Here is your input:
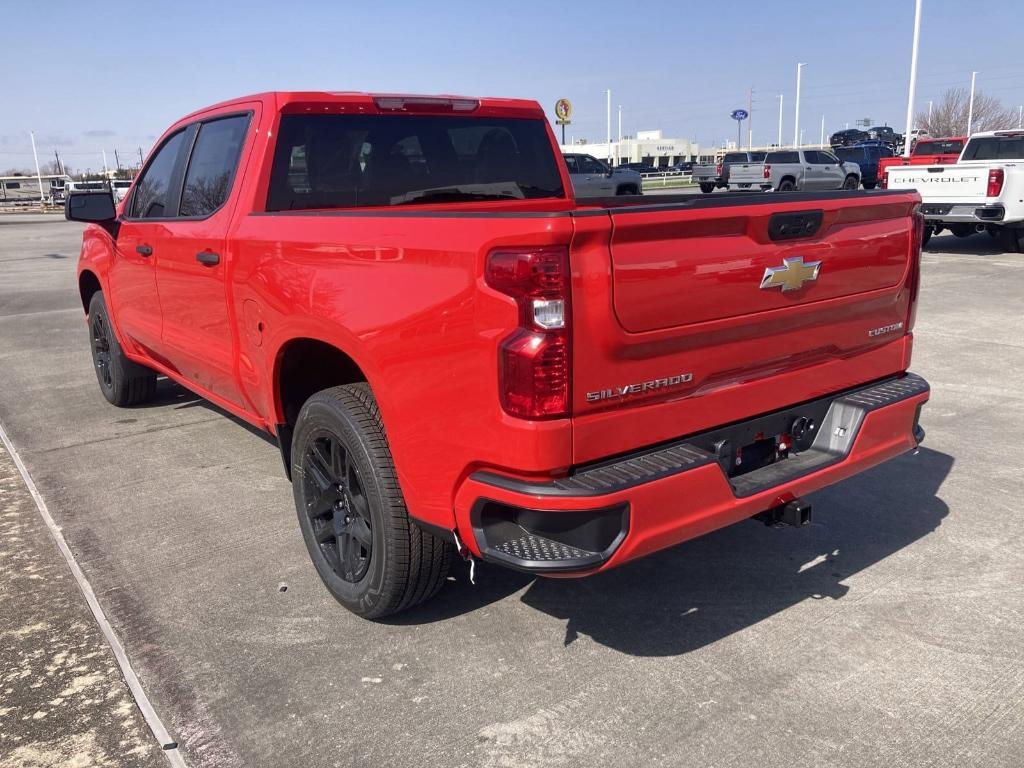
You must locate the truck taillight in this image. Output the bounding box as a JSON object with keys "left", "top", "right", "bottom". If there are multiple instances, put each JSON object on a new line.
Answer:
{"left": 907, "top": 207, "right": 924, "bottom": 332}
{"left": 485, "top": 246, "right": 571, "bottom": 419}
{"left": 763, "top": 163, "right": 771, "bottom": 180}
{"left": 715, "top": 163, "right": 722, "bottom": 176}
{"left": 880, "top": 169, "right": 889, "bottom": 189}
{"left": 987, "top": 168, "right": 1004, "bottom": 197}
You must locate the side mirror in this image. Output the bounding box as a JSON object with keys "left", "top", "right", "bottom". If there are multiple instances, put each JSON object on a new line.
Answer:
{"left": 65, "top": 191, "right": 116, "bottom": 224}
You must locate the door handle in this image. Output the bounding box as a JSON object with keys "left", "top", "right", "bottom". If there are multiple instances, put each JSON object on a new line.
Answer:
{"left": 196, "top": 251, "right": 220, "bottom": 266}
{"left": 136, "top": 244, "right": 153, "bottom": 256}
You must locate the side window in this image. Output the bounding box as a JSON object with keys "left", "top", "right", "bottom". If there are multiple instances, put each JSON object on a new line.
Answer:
{"left": 130, "top": 130, "right": 186, "bottom": 219}
{"left": 804, "top": 151, "right": 824, "bottom": 165}
{"left": 820, "top": 152, "right": 840, "bottom": 164}
{"left": 179, "top": 115, "right": 250, "bottom": 217}
{"left": 563, "top": 156, "right": 580, "bottom": 174}
{"left": 578, "top": 156, "right": 606, "bottom": 174}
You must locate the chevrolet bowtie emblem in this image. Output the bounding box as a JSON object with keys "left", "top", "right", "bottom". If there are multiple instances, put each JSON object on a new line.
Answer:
{"left": 760, "top": 256, "right": 821, "bottom": 292}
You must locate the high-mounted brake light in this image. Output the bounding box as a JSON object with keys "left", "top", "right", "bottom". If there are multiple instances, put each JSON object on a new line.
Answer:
{"left": 485, "top": 246, "right": 571, "bottom": 419}
{"left": 987, "top": 168, "right": 1004, "bottom": 197}
{"left": 373, "top": 96, "right": 479, "bottom": 113}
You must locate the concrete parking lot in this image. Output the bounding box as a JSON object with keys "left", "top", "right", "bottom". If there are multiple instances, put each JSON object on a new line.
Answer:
{"left": 1, "top": 212, "right": 1022, "bottom": 768}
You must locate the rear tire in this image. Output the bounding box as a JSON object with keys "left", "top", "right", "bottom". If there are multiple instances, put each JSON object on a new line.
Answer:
{"left": 842, "top": 175, "right": 859, "bottom": 190}
{"left": 996, "top": 227, "right": 1022, "bottom": 253}
{"left": 862, "top": 181, "right": 876, "bottom": 190}
{"left": 291, "top": 383, "right": 454, "bottom": 619}
{"left": 699, "top": 182, "right": 716, "bottom": 194}
{"left": 616, "top": 185, "right": 639, "bottom": 196}
{"left": 87, "top": 292, "right": 157, "bottom": 407}
{"left": 922, "top": 225, "right": 933, "bottom": 248}
{"left": 950, "top": 224, "right": 974, "bottom": 238}
{"left": 777, "top": 179, "right": 796, "bottom": 192}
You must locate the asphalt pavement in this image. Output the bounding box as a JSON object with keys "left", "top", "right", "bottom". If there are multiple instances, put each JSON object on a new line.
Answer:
{"left": 0, "top": 212, "right": 1022, "bottom": 768}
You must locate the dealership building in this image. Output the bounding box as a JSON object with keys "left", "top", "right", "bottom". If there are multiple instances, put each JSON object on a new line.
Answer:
{"left": 558, "top": 130, "right": 717, "bottom": 167}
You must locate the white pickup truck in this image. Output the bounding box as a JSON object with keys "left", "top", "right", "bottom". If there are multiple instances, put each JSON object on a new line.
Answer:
{"left": 885, "top": 130, "right": 1024, "bottom": 250}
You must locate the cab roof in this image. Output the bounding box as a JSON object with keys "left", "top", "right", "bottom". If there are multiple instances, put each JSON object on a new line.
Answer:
{"left": 178, "top": 91, "right": 546, "bottom": 122}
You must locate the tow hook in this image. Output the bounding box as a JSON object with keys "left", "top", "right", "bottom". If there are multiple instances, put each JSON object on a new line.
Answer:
{"left": 451, "top": 529, "right": 476, "bottom": 585}
{"left": 755, "top": 498, "right": 812, "bottom": 528}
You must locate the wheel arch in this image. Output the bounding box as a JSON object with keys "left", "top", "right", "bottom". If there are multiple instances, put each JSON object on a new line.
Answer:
{"left": 78, "top": 269, "right": 102, "bottom": 315}
{"left": 272, "top": 336, "right": 373, "bottom": 477}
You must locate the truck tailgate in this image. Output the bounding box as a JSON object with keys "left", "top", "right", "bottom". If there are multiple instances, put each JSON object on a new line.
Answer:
{"left": 728, "top": 163, "right": 764, "bottom": 185}
{"left": 569, "top": 192, "right": 920, "bottom": 462}
{"left": 887, "top": 164, "right": 989, "bottom": 199}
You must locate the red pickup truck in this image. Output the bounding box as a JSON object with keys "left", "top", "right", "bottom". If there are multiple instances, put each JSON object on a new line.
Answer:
{"left": 879, "top": 136, "right": 966, "bottom": 189}
{"left": 67, "top": 92, "right": 929, "bottom": 618}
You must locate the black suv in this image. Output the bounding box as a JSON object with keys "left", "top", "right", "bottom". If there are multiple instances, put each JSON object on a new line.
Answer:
{"left": 830, "top": 128, "right": 870, "bottom": 147}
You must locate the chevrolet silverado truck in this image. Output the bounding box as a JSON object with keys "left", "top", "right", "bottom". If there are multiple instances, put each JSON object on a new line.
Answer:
{"left": 885, "top": 130, "right": 1024, "bottom": 249}
{"left": 878, "top": 136, "right": 965, "bottom": 189}
{"left": 66, "top": 91, "right": 929, "bottom": 619}
{"left": 692, "top": 151, "right": 766, "bottom": 193}
{"left": 729, "top": 149, "right": 861, "bottom": 191}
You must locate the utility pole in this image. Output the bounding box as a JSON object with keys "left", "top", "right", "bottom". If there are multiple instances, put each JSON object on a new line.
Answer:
{"left": 967, "top": 71, "right": 978, "bottom": 135}
{"left": 114, "top": 149, "right": 121, "bottom": 171}
{"left": 903, "top": 0, "right": 922, "bottom": 158}
{"left": 605, "top": 89, "right": 611, "bottom": 163}
{"left": 101, "top": 150, "right": 109, "bottom": 177}
{"left": 138, "top": 146, "right": 144, "bottom": 167}
{"left": 54, "top": 150, "right": 63, "bottom": 176}
{"left": 747, "top": 87, "right": 754, "bottom": 150}
{"left": 777, "top": 94, "right": 784, "bottom": 147}
{"left": 29, "top": 131, "right": 45, "bottom": 202}
{"left": 794, "top": 63, "right": 806, "bottom": 148}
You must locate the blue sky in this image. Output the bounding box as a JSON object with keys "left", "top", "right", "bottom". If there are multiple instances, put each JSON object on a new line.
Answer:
{"left": 3, "top": 0, "right": 1022, "bottom": 172}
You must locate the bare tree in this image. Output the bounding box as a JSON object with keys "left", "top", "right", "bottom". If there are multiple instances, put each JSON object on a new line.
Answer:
{"left": 916, "top": 88, "right": 1016, "bottom": 136}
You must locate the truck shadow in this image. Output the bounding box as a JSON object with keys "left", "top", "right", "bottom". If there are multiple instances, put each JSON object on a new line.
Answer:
{"left": 397, "top": 448, "right": 952, "bottom": 657}
{"left": 926, "top": 232, "right": 1003, "bottom": 255}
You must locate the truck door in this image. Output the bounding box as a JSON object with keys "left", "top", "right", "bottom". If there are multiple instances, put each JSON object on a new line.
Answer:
{"left": 152, "top": 111, "right": 254, "bottom": 408}
{"left": 803, "top": 151, "right": 829, "bottom": 189}
{"left": 819, "top": 150, "right": 846, "bottom": 188}
{"left": 108, "top": 128, "right": 189, "bottom": 355}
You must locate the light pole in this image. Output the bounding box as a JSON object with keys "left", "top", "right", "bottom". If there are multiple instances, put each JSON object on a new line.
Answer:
{"left": 793, "top": 63, "right": 806, "bottom": 148}
{"left": 928, "top": 100, "right": 933, "bottom": 121}
{"left": 777, "top": 94, "right": 784, "bottom": 146}
{"left": 820, "top": 115, "right": 825, "bottom": 146}
{"left": 967, "top": 71, "right": 978, "bottom": 135}
{"left": 617, "top": 104, "right": 622, "bottom": 166}
{"left": 29, "top": 131, "right": 45, "bottom": 202}
{"left": 1018, "top": 105, "right": 1023, "bottom": 129}
{"left": 903, "top": 0, "right": 922, "bottom": 158}
{"left": 605, "top": 89, "right": 611, "bottom": 162}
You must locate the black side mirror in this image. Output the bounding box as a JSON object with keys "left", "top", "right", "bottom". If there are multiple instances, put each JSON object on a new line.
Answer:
{"left": 65, "top": 191, "right": 117, "bottom": 223}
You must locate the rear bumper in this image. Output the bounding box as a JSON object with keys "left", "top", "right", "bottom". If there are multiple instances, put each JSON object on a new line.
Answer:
{"left": 454, "top": 373, "right": 929, "bottom": 575}
{"left": 920, "top": 201, "right": 1005, "bottom": 224}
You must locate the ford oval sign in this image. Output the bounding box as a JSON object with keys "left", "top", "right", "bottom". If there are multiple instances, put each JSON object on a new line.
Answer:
{"left": 731, "top": 109, "right": 749, "bottom": 121}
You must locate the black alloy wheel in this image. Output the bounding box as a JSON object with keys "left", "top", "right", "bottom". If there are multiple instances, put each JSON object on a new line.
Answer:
{"left": 91, "top": 309, "right": 113, "bottom": 391}
{"left": 300, "top": 431, "right": 373, "bottom": 583}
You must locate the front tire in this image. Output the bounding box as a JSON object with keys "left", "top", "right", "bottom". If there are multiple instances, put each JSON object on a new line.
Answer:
{"left": 87, "top": 292, "right": 157, "bottom": 407}
{"left": 842, "top": 175, "right": 859, "bottom": 190}
{"left": 292, "top": 383, "right": 453, "bottom": 619}
{"left": 616, "top": 184, "right": 639, "bottom": 196}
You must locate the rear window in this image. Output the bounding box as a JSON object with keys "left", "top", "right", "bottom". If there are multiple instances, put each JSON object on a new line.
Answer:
{"left": 914, "top": 139, "right": 965, "bottom": 155}
{"left": 267, "top": 114, "right": 564, "bottom": 210}
{"left": 749, "top": 152, "right": 767, "bottom": 161}
{"left": 960, "top": 136, "right": 1024, "bottom": 161}
{"left": 722, "top": 153, "right": 748, "bottom": 164}
{"left": 835, "top": 147, "right": 865, "bottom": 161}
{"left": 766, "top": 151, "right": 799, "bottom": 163}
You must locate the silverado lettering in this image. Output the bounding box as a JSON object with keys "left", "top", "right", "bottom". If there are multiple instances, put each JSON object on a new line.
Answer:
{"left": 586, "top": 374, "right": 694, "bottom": 402}
{"left": 68, "top": 90, "right": 930, "bottom": 619}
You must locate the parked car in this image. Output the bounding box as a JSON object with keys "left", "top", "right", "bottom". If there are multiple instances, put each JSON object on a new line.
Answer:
{"left": 692, "top": 151, "right": 766, "bottom": 193}
{"left": 668, "top": 161, "right": 693, "bottom": 174}
{"left": 885, "top": 129, "right": 1024, "bottom": 249}
{"left": 617, "top": 162, "right": 655, "bottom": 174}
{"left": 834, "top": 143, "right": 894, "bottom": 189}
{"left": 563, "top": 153, "right": 642, "bottom": 196}
{"left": 878, "top": 136, "right": 966, "bottom": 188}
{"left": 867, "top": 126, "right": 902, "bottom": 147}
{"left": 111, "top": 179, "right": 133, "bottom": 203}
{"left": 830, "top": 128, "right": 869, "bottom": 147}
{"left": 66, "top": 90, "right": 929, "bottom": 619}
{"left": 728, "top": 149, "right": 861, "bottom": 191}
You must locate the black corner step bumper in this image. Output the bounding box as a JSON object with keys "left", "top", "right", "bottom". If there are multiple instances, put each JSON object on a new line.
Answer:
{"left": 467, "top": 373, "right": 929, "bottom": 574}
